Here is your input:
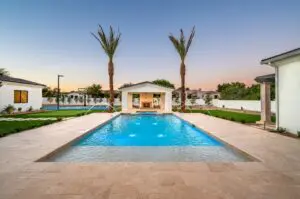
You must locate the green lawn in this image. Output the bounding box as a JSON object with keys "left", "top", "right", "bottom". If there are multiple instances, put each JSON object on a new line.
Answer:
{"left": 0, "top": 120, "right": 57, "bottom": 137}
{"left": 1, "top": 110, "right": 108, "bottom": 118}
{"left": 179, "top": 109, "right": 276, "bottom": 124}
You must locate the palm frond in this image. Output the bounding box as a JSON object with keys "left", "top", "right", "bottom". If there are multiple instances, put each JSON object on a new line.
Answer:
{"left": 168, "top": 27, "right": 195, "bottom": 61}
{"left": 185, "top": 26, "right": 195, "bottom": 54}
{"left": 92, "top": 25, "right": 121, "bottom": 60}
{"left": 169, "top": 34, "right": 185, "bottom": 61}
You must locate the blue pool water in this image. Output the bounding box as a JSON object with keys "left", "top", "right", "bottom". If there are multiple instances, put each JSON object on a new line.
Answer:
{"left": 44, "top": 114, "right": 251, "bottom": 162}
{"left": 75, "top": 114, "right": 222, "bottom": 146}
{"left": 42, "top": 105, "right": 108, "bottom": 111}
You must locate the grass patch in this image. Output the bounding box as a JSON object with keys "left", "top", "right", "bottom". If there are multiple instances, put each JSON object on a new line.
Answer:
{"left": 184, "top": 109, "right": 276, "bottom": 124}
{"left": 0, "top": 120, "right": 57, "bottom": 137}
{"left": 1, "top": 110, "right": 109, "bottom": 118}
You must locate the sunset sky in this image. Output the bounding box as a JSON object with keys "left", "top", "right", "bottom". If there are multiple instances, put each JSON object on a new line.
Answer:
{"left": 1, "top": 0, "right": 299, "bottom": 91}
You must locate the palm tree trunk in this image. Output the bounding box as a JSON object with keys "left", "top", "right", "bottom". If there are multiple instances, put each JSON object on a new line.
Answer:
{"left": 180, "top": 62, "right": 186, "bottom": 112}
{"left": 108, "top": 60, "right": 114, "bottom": 112}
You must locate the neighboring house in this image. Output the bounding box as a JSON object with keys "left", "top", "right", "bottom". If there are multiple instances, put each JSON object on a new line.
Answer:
{"left": 0, "top": 75, "right": 46, "bottom": 112}
{"left": 173, "top": 88, "right": 220, "bottom": 99}
{"left": 66, "top": 91, "right": 87, "bottom": 99}
{"left": 260, "top": 48, "right": 300, "bottom": 135}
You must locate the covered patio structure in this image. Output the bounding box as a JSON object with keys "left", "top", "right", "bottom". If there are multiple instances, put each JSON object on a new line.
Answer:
{"left": 254, "top": 73, "right": 275, "bottom": 125}
{"left": 119, "top": 82, "right": 173, "bottom": 113}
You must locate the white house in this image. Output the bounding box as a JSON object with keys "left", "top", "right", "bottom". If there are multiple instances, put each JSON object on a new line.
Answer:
{"left": 119, "top": 81, "right": 173, "bottom": 113}
{"left": 261, "top": 48, "right": 300, "bottom": 135}
{"left": 0, "top": 75, "right": 45, "bottom": 112}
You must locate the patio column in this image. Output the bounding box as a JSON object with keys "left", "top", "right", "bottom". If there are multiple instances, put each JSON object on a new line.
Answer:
{"left": 258, "top": 82, "right": 272, "bottom": 124}
{"left": 127, "top": 93, "right": 133, "bottom": 111}
{"left": 121, "top": 91, "right": 128, "bottom": 112}
{"left": 165, "top": 91, "right": 172, "bottom": 112}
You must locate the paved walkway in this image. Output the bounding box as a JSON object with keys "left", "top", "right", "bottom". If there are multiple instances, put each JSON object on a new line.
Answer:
{"left": 0, "top": 113, "right": 300, "bottom": 199}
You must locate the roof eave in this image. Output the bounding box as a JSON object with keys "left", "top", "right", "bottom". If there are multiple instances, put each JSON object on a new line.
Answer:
{"left": 260, "top": 48, "right": 300, "bottom": 66}
{"left": 2, "top": 80, "right": 46, "bottom": 87}
{"left": 119, "top": 82, "right": 174, "bottom": 91}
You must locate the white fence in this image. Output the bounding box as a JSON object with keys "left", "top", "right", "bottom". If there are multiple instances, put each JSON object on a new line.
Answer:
{"left": 43, "top": 97, "right": 121, "bottom": 106}
{"left": 43, "top": 97, "right": 276, "bottom": 113}
{"left": 173, "top": 99, "right": 276, "bottom": 113}
{"left": 211, "top": 99, "right": 276, "bottom": 113}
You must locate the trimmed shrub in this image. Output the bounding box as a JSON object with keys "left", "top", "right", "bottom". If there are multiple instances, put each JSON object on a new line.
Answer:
{"left": 56, "top": 117, "right": 63, "bottom": 121}
{"left": 14, "top": 128, "right": 22, "bottom": 133}
{"left": 240, "top": 119, "right": 246, "bottom": 124}
{"left": 28, "top": 106, "right": 33, "bottom": 112}
{"left": 2, "top": 105, "right": 15, "bottom": 114}
{"left": 18, "top": 107, "right": 22, "bottom": 112}
{"left": 277, "top": 127, "right": 286, "bottom": 133}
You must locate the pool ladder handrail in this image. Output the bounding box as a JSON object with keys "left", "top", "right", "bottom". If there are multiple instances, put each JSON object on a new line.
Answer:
{"left": 176, "top": 103, "right": 213, "bottom": 116}
{"left": 85, "top": 103, "right": 119, "bottom": 115}
{"left": 176, "top": 104, "right": 193, "bottom": 114}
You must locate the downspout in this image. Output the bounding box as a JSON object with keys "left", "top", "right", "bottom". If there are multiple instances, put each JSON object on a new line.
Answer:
{"left": 274, "top": 63, "right": 280, "bottom": 129}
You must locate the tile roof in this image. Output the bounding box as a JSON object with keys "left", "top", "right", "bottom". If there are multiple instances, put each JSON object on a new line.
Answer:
{"left": 0, "top": 75, "right": 46, "bottom": 87}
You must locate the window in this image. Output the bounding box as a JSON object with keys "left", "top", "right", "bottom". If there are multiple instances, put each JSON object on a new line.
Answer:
{"left": 14, "top": 90, "right": 28, "bottom": 103}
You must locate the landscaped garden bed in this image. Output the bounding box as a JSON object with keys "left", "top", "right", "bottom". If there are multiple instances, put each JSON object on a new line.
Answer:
{"left": 0, "top": 120, "right": 57, "bottom": 137}
{"left": 177, "top": 109, "right": 276, "bottom": 124}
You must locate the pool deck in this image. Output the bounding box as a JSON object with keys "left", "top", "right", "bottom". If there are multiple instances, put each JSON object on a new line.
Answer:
{"left": 0, "top": 113, "right": 300, "bottom": 199}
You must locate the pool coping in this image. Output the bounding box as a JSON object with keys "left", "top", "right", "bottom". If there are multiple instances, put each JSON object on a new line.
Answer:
{"left": 174, "top": 113, "right": 259, "bottom": 162}
{"left": 37, "top": 113, "right": 122, "bottom": 162}
{"left": 38, "top": 112, "right": 257, "bottom": 162}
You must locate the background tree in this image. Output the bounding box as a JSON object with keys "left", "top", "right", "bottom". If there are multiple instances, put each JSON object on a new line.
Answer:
{"left": 152, "top": 79, "right": 175, "bottom": 89}
{"left": 93, "top": 97, "right": 98, "bottom": 104}
{"left": 217, "top": 82, "right": 275, "bottom": 100}
{"left": 0, "top": 68, "right": 9, "bottom": 76}
{"left": 190, "top": 95, "right": 197, "bottom": 105}
{"left": 86, "top": 84, "right": 102, "bottom": 98}
{"left": 102, "top": 92, "right": 110, "bottom": 100}
{"left": 47, "top": 97, "right": 54, "bottom": 104}
{"left": 42, "top": 87, "right": 54, "bottom": 97}
{"left": 120, "top": 82, "right": 133, "bottom": 88}
{"left": 204, "top": 95, "right": 212, "bottom": 105}
{"left": 169, "top": 27, "right": 195, "bottom": 112}
{"left": 92, "top": 25, "right": 121, "bottom": 112}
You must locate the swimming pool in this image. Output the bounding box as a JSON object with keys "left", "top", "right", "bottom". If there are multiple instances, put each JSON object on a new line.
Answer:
{"left": 42, "top": 105, "right": 108, "bottom": 111}
{"left": 43, "top": 114, "right": 252, "bottom": 162}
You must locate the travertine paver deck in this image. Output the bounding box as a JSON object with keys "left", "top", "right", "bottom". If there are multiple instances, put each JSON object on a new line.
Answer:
{"left": 0, "top": 113, "right": 300, "bottom": 199}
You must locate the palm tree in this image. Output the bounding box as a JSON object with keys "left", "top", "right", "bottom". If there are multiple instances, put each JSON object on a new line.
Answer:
{"left": 92, "top": 25, "right": 121, "bottom": 112}
{"left": 0, "top": 68, "right": 9, "bottom": 76}
{"left": 169, "top": 27, "right": 195, "bottom": 112}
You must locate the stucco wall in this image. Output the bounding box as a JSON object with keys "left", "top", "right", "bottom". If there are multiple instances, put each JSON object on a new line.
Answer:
{"left": 0, "top": 82, "right": 43, "bottom": 112}
{"left": 277, "top": 57, "right": 300, "bottom": 134}
{"left": 212, "top": 99, "right": 276, "bottom": 113}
